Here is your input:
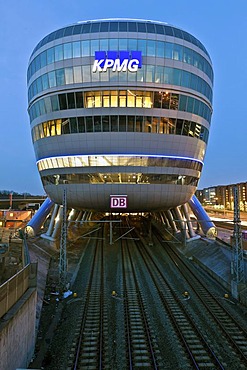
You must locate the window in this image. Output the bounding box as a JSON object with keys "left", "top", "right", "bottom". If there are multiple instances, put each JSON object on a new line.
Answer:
{"left": 72, "top": 42, "right": 81, "bottom": 58}
{"left": 55, "top": 45, "right": 63, "bottom": 61}
{"left": 64, "top": 43, "right": 72, "bottom": 59}
{"left": 59, "top": 94, "right": 67, "bottom": 110}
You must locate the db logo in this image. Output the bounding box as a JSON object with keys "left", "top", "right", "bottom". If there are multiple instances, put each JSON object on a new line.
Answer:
{"left": 110, "top": 196, "right": 128, "bottom": 209}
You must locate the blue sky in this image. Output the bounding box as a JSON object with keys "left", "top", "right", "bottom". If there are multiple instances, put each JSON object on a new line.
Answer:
{"left": 0, "top": 0, "right": 246, "bottom": 194}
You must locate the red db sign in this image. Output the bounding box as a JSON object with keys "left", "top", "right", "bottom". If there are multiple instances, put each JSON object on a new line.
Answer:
{"left": 110, "top": 195, "right": 128, "bottom": 209}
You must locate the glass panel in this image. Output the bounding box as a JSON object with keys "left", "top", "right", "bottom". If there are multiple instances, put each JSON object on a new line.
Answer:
{"left": 62, "top": 118, "right": 70, "bottom": 134}
{"left": 94, "top": 91, "right": 102, "bottom": 107}
{"left": 173, "top": 69, "right": 181, "bottom": 86}
{"left": 165, "top": 43, "right": 173, "bottom": 59}
{"left": 137, "top": 39, "right": 146, "bottom": 55}
{"left": 76, "top": 92, "right": 83, "bottom": 108}
{"left": 73, "top": 41, "right": 81, "bottom": 57}
{"left": 109, "top": 39, "right": 118, "bottom": 49}
{"left": 56, "top": 119, "right": 62, "bottom": 135}
{"left": 176, "top": 119, "right": 183, "bottom": 134}
{"left": 147, "top": 40, "right": 155, "bottom": 56}
{"left": 181, "top": 71, "right": 190, "bottom": 88}
{"left": 70, "top": 118, "right": 78, "bottom": 133}
{"left": 128, "top": 22, "right": 137, "bottom": 32}
{"left": 111, "top": 116, "right": 118, "bottom": 131}
{"left": 100, "top": 39, "right": 108, "bottom": 50}
{"left": 40, "top": 51, "right": 47, "bottom": 68}
{"left": 155, "top": 65, "right": 163, "bottom": 83}
{"left": 41, "top": 74, "right": 49, "bottom": 90}
{"left": 55, "top": 45, "right": 63, "bottom": 61}
{"left": 85, "top": 116, "right": 93, "bottom": 132}
{"left": 153, "top": 92, "right": 161, "bottom": 108}
{"left": 182, "top": 120, "right": 190, "bottom": 136}
{"left": 157, "top": 41, "right": 165, "bottom": 58}
{"left": 94, "top": 116, "right": 101, "bottom": 132}
{"left": 48, "top": 71, "right": 56, "bottom": 87}
{"left": 144, "top": 116, "right": 152, "bottom": 133}
{"left": 65, "top": 67, "right": 74, "bottom": 84}
{"left": 119, "top": 116, "right": 126, "bottom": 131}
{"left": 179, "top": 95, "right": 187, "bottom": 111}
{"left": 78, "top": 117, "right": 85, "bottom": 133}
{"left": 91, "top": 22, "right": 100, "bottom": 32}
{"left": 164, "top": 67, "right": 172, "bottom": 84}
{"left": 170, "top": 94, "right": 179, "bottom": 110}
{"left": 137, "top": 23, "right": 146, "bottom": 32}
{"left": 81, "top": 40, "right": 90, "bottom": 56}
{"left": 67, "top": 93, "right": 75, "bottom": 109}
{"left": 51, "top": 95, "right": 59, "bottom": 111}
{"left": 102, "top": 116, "right": 109, "bottom": 131}
{"left": 187, "top": 97, "right": 194, "bottom": 113}
{"left": 161, "top": 92, "right": 170, "bottom": 109}
{"left": 146, "top": 65, "right": 154, "bottom": 82}
{"left": 152, "top": 117, "right": 159, "bottom": 133}
{"left": 109, "top": 22, "right": 118, "bottom": 32}
{"left": 128, "top": 39, "right": 137, "bottom": 50}
{"left": 111, "top": 91, "right": 118, "bottom": 107}
{"left": 44, "top": 97, "right": 52, "bottom": 113}
{"left": 119, "top": 38, "right": 128, "bottom": 49}
{"left": 73, "top": 66, "right": 82, "bottom": 83}
{"left": 119, "top": 91, "right": 126, "bottom": 107}
{"left": 127, "top": 91, "right": 135, "bottom": 107}
{"left": 47, "top": 48, "right": 55, "bottom": 64}
{"left": 59, "top": 94, "right": 67, "bottom": 110}
{"left": 91, "top": 39, "right": 99, "bottom": 55}
{"left": 173, "top": 44, "right": 182, "bottom": 61}
{"left": 136, "top": 91, "right": 143, "bottom": 107}
{"left": 143, "top": 92, "right": 152, "bottom": 108}
{"left": 127, "top": 116, "right": 135, "bottom": 132}
{"left": 56, "top": 69, "right": 65, "bottom": 86}
{"left": 103, "top": 92, "right": 110, "bottom": 107}
{"left": 64, "top": 43, "right": 72, "bottom": 59}
{"left": 82, "top": 66, "right": 91, "bottom": 82}
{"left": 168, "top": 118, "right": 175, "bottom": 134}
{"left": 37, "top": 77, "right": 42, "bottom": 93}
{"left": 119, "top": 22, "right": 127, "bottom": 32}
{"left": 100, "top": 22, "right": 109, "bottom": 32}
{"left": 136, "top": 116, "right": 143, "bottom": 132}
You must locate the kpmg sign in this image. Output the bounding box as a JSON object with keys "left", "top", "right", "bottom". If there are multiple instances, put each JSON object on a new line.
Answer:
{"left": 92, "top": 51, "right": 142, "bottom": 73}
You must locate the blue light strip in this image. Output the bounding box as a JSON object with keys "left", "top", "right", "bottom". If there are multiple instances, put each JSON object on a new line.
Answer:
{"left": 36, "top": 154, "right": 204, "bottom": 166}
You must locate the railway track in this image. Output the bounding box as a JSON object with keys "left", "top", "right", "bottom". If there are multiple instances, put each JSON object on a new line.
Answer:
{"left": 121, "top": 237, "right": 160, "bottom": 369}
{"left": 130, "top": 232, "right": 225, "bottom": 368}
{"left": 151, "top": 226, "right": 247, "bottom": 368}
{"left": 68, "top": 228, "right": 107, "bottom": 369}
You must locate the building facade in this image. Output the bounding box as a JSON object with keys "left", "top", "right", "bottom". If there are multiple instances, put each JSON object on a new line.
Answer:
{"left": 197, "top": 182, "right": 247, "bottom": 211}
{"left": 27, "top": 19, "right": 213, "bottom": 212}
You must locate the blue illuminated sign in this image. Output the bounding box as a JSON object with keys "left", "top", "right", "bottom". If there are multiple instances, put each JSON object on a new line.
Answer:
{"left": 92, "top": 51, "right": 142, "bottom": 73}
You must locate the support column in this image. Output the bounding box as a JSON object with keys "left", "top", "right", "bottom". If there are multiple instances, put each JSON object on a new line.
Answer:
{"left": 45, "top": 204, "right": 59, "bottom": 237}
{"left": 174, "top": 206, "right": 190, "bottom": 239}
{"left": 182, "top": 203, "right": 196, "bottom": 238}
{"left": 51, "top": 206, "right": 63, "bottom": 239}
{"left": 165, "top": 210, "right": 178, "bottom": 232}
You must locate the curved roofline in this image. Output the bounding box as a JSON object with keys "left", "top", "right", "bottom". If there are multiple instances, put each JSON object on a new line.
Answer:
{"left": 30, "top": 18, "right": 211, "bottom": 61}
{"left": 76, "top": 18, "right": 169, "bottom": 25}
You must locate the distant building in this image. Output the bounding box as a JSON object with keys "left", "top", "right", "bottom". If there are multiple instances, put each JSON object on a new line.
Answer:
{"left": 196, "top": 182, "right": 247, "bottom": 211}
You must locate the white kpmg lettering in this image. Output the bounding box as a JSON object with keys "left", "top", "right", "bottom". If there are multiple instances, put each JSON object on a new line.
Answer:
{"left": 92, "top": 59, "right": 104, "bottom": 73}
{"left": 92, "top": 58, "right": 140, "bottom": 73}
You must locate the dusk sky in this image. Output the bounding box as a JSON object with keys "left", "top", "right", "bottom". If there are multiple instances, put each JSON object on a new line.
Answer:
{"left": 1, "top": 0, "right": 246, "bottom": 195}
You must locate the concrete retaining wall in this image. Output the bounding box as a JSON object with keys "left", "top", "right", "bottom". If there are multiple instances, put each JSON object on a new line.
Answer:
{"left": 0, "top": 288, "right": 37, "bottom": 370}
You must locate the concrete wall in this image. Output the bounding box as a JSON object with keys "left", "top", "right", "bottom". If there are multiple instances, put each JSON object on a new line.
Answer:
{"left": 0, "top": 288, "right": 37, "bottom": 370}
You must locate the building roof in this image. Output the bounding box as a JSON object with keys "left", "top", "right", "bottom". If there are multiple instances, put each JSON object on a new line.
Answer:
{"left": 31, "top": 18, "right": 210, "bottom": 59}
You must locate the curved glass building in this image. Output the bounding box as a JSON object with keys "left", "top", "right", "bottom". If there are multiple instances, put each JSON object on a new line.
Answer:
{"left": 27, "top": 19, "right": 213, "bottom": 212}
